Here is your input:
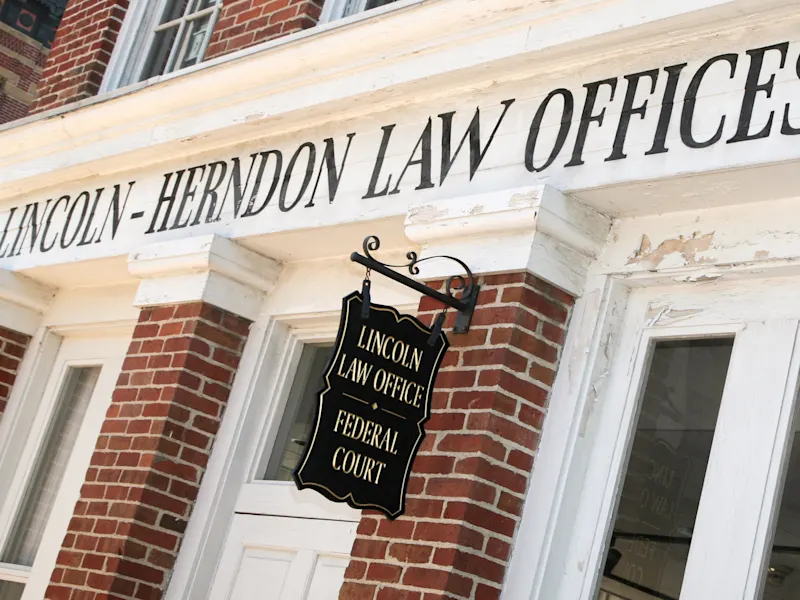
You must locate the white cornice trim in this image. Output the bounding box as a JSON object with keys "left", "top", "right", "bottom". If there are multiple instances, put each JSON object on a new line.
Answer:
{"left": 404, "top": 185, "right": 611, "bottom": 296}
{"left": 0, "top": 269, "right": 56, "bottom": 313}
{"left": 128, "top": 235, "right": 281, "bottom": 319}
{"left": 0, "top": 270, "right": 56, "bottom": 335}
{"left": 0, "top": 0, "right": 794, "bottom": 203}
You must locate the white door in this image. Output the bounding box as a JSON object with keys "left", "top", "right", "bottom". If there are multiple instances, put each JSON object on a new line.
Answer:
{"left": 209, "top": 331, "right": 360, "bottom": 600}
{"left": 571, "top": 277, "right": 800, "bottom": 600}
{"left": 0, "top": 332, "right": 130, "bottom": 600}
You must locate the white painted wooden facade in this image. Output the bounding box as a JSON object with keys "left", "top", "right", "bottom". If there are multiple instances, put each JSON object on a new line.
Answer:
{"left": 2, "top": 0, "right": 800, "bottom": 598}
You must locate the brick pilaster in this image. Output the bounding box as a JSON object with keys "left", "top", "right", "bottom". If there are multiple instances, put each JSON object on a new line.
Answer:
{"left": 0, "top": 325, "right": 31, "bottom": 420}
{"left": 339, "top": 272, "right": 574, "bottom": 600}
{"left": 45, "top": 302, "right": 251, "bottom": 600}
{"left": 205, "top": 0, "right": 323, "bottom": 59}
{"left": 30, "top": 0, "right": 128, "bottom": 114}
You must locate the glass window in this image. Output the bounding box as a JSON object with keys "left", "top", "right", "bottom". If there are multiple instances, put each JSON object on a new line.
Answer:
{"left": 326, "top": 0, "right": 401, "bottom": 21}
{"left": 262, "top": 345, "right": 333, "bottom": 481}
{"left": 106, "top": 0, "right": 223, "bottom": 90}
{"left": 0, "top": 366, "right": 101, "bottom": 597}
{"left": 140, "top": 0, "right": 222, "bottom": 81}
{"left": 758, "top": 403, "right": 800, "bottom": 598}
{"left": 597, "top": 338, "right": 735, "bottom": 600}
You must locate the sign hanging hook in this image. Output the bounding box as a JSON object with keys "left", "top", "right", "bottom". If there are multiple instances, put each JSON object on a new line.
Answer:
{"left": 350, "top": 235, "right": 479, "bottom": 334}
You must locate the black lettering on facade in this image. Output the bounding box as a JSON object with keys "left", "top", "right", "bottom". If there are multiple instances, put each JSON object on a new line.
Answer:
{"left": 214, "top": 155, "right": 258, "bottom": 221}
{"left": 782, "top": 48, "right": 800, "bottom": 135}
{"left": 438, "top": 99, "right": 515, "bottom": 184}
{"left": 606, "top": 69, "right": 659, "bottom": 162}
{"left": 171, "top": 165, "right": 206, "bottom": 230}
{"left": 307, "top": 134, "right": 356, "bottom": 207}
{"left": 389, "top": 118, "right": 434, "bottom": 195}
{"left": 646, "top": 63, "right": 687, "bottom": 156}
{"left": 729, "top": 42, "right": 789, "bottom": 143}
{"left": 60, "top": 193, "right": 91, "bottom": 249}
{"left": 9, "top": 203, "right": 34, "bottom": 256}
{"left": 14, "top": 201, "right": 50, "bottom": 256}
{"left": 565, "top": 78, "right": 618, "bottom": 167}
{"left": 280, "top": 142, "right": 316, "bottom": 212}
{"left": 40, "top": 196, "right": 69, "bottom": 253}
{"left": 241, "top": 150, "right": 282, "bottom": 217}
{"left": 195, "top": 161, "right": 229, "bottom": 225}
{"left": 0, "top": 207, "right": 16, "bottom": 258}
{"left": 363, "top": 124, "right": 396, "bottom": 199}
{"left": 525, "top": 88, "right": 574, "bottom": 173}
{"left": 681, "top": 53, "right": 738, "bottom": 149}
{"left": 98, "top": 183, "right": 135, "bottom": 242}
{"left": 77, "top": 188, "right": 104, "bottom": 246}
{"left": 147, "top": 170, "right": 185, "bottom": 234}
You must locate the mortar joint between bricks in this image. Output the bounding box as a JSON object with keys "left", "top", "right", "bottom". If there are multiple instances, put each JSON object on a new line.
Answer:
{"left": 427, "top": 430, "right": 543, "bottom": 457}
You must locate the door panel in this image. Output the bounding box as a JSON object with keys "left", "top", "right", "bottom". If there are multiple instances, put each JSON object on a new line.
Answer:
{"left": 210, "top": 515, "right": 356, "bottom": 600}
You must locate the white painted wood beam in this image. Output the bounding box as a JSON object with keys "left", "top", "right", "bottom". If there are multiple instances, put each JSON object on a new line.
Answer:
{"left": 404, "top": 184, "right": 611, "bottom": 297}
{"left": 0, "top": 269, "right": 56, "bottom": 335}
{"left": 128, "top": 234, "right": 282, "bottom": 320}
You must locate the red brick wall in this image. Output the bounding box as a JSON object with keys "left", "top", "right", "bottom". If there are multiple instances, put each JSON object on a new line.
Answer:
{"left": 30, "top": 0, "right": 128, "bottom": 115}
{"left": 0, "top": 324, "right": 30, "bottom": 419}
{"left": 0, "top": 23, "right": 49, "bottom": 124}
{"left": 205, "top": 0, "right": 323, "bottom": 60}
{"left": 46, "top": 302, "right": 251, "bottom": 600}
{"left": 339, "top": 272, "right": 575, "bottom": 600}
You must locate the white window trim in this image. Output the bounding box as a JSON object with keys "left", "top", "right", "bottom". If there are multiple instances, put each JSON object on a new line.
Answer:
{"left": 0, "top": 326, "right": 132, "bottom": 598}
{"left": 101, "top": 0, "right": 223, "bottom": 94}
{"left": 319, "top": 0, "right": 402, "bottom": 26}
{"left": 320, "top": 0, "right": 363, "bottom": 23}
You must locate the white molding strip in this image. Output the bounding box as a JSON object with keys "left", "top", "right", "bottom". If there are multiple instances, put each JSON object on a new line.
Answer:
{"left": 128, "top": 234, "right": 282, "bottom": 320}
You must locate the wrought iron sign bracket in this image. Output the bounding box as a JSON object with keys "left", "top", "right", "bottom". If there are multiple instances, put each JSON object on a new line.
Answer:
{"left": 350, "top": 236, "right": 479, "bottom": 334}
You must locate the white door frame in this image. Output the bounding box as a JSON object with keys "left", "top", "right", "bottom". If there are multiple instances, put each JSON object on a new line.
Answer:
{"left": 168, "top": 301, "right": 411, "bottom": 600}
{"left": 506, "top": 271, "right": 800, "bottom": 600}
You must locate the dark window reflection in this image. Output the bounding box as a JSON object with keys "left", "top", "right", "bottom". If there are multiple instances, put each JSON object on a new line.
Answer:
{"left": 760, "top": 412, "right": 800, "bottom": 599}
{"left": 598, "top": 338, "right": 734, "bottom": 600}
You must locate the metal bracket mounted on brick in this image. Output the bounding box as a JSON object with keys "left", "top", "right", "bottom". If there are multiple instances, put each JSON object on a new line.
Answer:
{"left": 350, "top": 235, "right": 479, "bottom": 334}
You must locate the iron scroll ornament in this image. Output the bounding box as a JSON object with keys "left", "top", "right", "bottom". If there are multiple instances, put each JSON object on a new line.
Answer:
{"left": 350, "top": 236, "right": 479, "bottom": 334}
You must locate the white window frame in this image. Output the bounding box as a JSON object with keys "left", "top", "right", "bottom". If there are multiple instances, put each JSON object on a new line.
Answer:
{"left": 506, "top": 274, "right": 800, "bottom": 600}
{"left": 0, "top": 327, "right": 132, "bottom": 599}
{"left": 102, "top": 0, "right": 223, "bottom": 93}
{"left": 320, "top": 0, "right": 402, "bottom": 24}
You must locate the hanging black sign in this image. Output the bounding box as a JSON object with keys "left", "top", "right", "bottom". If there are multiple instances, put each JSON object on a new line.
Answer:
{"left": 293, "top": 290, "right": 449, "bottom": 519}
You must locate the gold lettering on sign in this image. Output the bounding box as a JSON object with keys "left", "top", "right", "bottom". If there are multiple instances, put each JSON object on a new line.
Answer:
{"left": 357, "top": 325, "right": 423, "bottom": 372}
{"left": 334, "top": 409, "right": 399, "bottom": 455}
{"left": 332, "top": 446, "right": 387, "bottom": 484}
{"left": 372, "top": 368, "right": 424, "bottom": 407}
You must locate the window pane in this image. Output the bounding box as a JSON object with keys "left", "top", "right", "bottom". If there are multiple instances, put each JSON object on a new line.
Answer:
{"left": 160, "top": 0, "right": 191, "bottom": 24}
{"left": 597, "top": 338, "right": 734, "bottom": 600}
{"left": 179, "top": 14, "right": 212, "bottom": 69}
{"left": 759, "top": 407, "right": 800, "bottom": 598}
{"left": 141, "top": 26, "right": 179, "bottom": 80}
{"left": 261, "top": 345, "right": 333, "bottom": 481}
{"left": 0, "top": 581, "right": 24, "bottom": 600}
{"left": 366, "top": 0, "right": 399, "bottom": 9}
{"left": 1, "top": 366, "right": 101, "bottom": 567}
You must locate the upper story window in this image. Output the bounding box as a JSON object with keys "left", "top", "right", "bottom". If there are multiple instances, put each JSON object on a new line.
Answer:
{"left": 102, "top": 0, "right": 223, "bottom": 91}
{"left": 0, "top": 0, "right": 63, "bottom": 48}
{"left": 321, "top": 0, "right": 400, "bottom": 22}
